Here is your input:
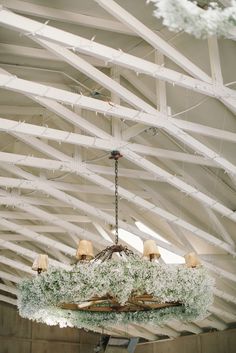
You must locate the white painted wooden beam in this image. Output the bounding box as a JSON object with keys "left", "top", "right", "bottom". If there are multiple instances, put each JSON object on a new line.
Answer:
{"left": 0, "top": 224, "right": 67, "bottom": 233}
{"left": 0, "top": 216, "right": 76, "bottom": 256}
{"left": 34, "top": 39, "right": 236, "bottom": 190}
{"left": 0, "top": 162, "right": 187, "bottom": 255}
{"left": 0, "top": 188, "right": 107, "bottom": 248}
{"left": 0, "top": 125, "right": 218, "bottom": 167}
{"left": 111, "top": 65, "right": 122, "bottom": 139}
{"left": 133, "top": 323, "right": 178, "bottom": 339}
{"left": 0, "top": 211, "right": 90, "bottom": 223}
{"left": 0, "top": 201, "right": 107, "bottom": 243}
{"left": 121, "top": 70, "right": 157, "bottom": 106}
{"left": 94, "top": 0, "right": 236, "bottom": 112}
{"left": 201, "top": 260, "right": 236, "bottom": 283}
{"left": 169, "top": 118, "right": 236, "bottom": 144}
{"left": 36, "top": 38, "right": 157, "bottom": 114}
{"left": 0, "top": 193, "right": 112, "bottom": 210}
{"left": 0, "top": 176, "right": 149, "bottom": 199}
{"left": 1, "top": 0, "right": 134, "bottom": 35}
{"left": 85, "top": 163, "right": 163, "bottom": 181}
{"left": 208, "top": 36, "right": 223, "bottom": 85}
{"left": 214, "top": 288, "right": 236, "bottom": 305}
{"left": 0, "top": 255, "right": 34, "bottom": 274}
{"left": 3, "top": 136, "right": 236, "bottom": 258}
{"left": 5, "top": 62, "right": 236, "bottom": 175}
{"left": 168, "top": 320, "right": 202, "bottom": 335}
{"left": 161, "top": 160, "right": 235, "bottom": 247}
{"left": 0, "top": 283, "right": 18, "bottom": 295}
{"left": 0, "top": 294, "right": 17, "bottom": 306}
{"left": 5, "top": 154, "right": 236, "bottom": 262}
{"left": 0, "top": 270, "right": 20, "bottom": 283}
{"left": 121, "top": 72, "right": 236, "bottom": 143}
{"left": 0, "top": 238, "right": 70, "bottom": 269}
{"left": 0, "top": 10, "right": 235, "bottom": 103}
{"left": 0, "top": 71, "right": 235, "bottom": 180}
{"left": 0, "top": 234, "right": 29, "bottom": 242}
{"left": 2, "top": 119, "right": 236, "bottom": 228}
{"left": 0, "top": 43, "right": 106, "bottom": 67}
{"left": 1, "top": 118, "right": 236, "bottom": 226}
{"left": 1, "top": 160, "right": 235, "bottom": 258}
{"left": 111, "top": 324, "right": 158, "bottom": 341}
{"left": 0, "top": 151, "right": 156, "bottom": 183}
{"left": 155, "top": 51, "right": 167, "bottom": 114}
{"left": 195, "top": 317, "right": 227, "bottom": 331}
{"left": 95, "top": 0, "right": 209, "bottom": 81}
{"left": 92, "top": 222, "right": 113, "bottom": 243}
{"left": 210, "top": 305, "right": 236, "bottom": 322}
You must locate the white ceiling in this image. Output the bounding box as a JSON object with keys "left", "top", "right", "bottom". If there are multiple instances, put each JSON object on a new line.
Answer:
{"left": 0, "top": 0, "right": 235, "bottom": 341}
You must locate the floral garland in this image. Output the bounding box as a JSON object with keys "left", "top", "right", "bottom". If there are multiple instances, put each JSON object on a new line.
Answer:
{"left": 17, "top": 259, "right": 214, "bottom": 331}
{"left": 151, "top": 0, "right": 236, "bottom": 38}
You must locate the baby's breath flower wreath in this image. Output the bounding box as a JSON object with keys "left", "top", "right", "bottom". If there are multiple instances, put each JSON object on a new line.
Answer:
{"left": 17, "top": 152, "right": 214, "bottom": 331}
{"left": 18, "top": 260, "right": 214, "bottom": 331}
{"left": 151, "top": 0, "right": 236, "bottom": 39}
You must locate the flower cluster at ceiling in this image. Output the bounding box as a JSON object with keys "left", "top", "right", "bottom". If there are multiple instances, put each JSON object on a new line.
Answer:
{"left": 18, "top": 259, "right": 214, "bottom": 331}
{"left": 151, "top": 0, "right": 236, "bottom": 38}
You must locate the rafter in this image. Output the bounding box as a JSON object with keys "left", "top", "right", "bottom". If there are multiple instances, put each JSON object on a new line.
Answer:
{"left": 210, "top": 305, "right": 236, "bottom": 322}
{"left": 0, "top": 283, "right": 18, "bottom": 295}
{"left": 0, "top": 224, "right": 72, "bottom": 233}
{"left": 123, "top": 114, "right": 236, "bottom": 143}
{"left": 0, "top": 239, "right": 70, "bottom": 269}
{"left": 0, "top": 216, "right": 76, "bottom": 256}
{"left": 0, "top": 255, "right": 33, "bottom": 274}
{"left": 0, "top": 188, "right": 107, "bottom": 249}
{"left": 1, "top": 141, "right": 235, "bottom": 256}
{"left": 0, "top": 294, "right": 17, "bottom": 306}
{"left": 214, "top": 288, "right": 236, "bottom": 305}
{"left": 121, "top": 72, "right": 236, "bottom": 142}
{"left": 159, "top": 158, "right": 235, "bottom": 247}
{"left": 94, "top": 0, "right": 236, "bottom": 113}
{"left": 28, "top": 38, "right": 236, "bottom": 178}
{"left": 0, "top": 0, "right": 134, "bottom": 35}
{"left": 1, "top": 162, "right": 183, "bottom": 255}
{"left": 0, "top": 270, "right": 21, "bottom": 283}
{"left": 95, "top": 0, "right": 209, "bottom": 81}
{"left": 133, "top": 323, "right": 178, "bottom": 339}
{"left": 201, "top": 261, "right": 236, "bottom": 283}
{"left": 0, "top": 152, "right": 158, "bottom": 183}
{"left": 208, "top": 36, "right": 223, "bottom": 85}
{"left": 195, "top": 317, "right": 227, "bottom": 331}
{"left": 1, "top": 117, "right": 236, "bottom": 226}
{"left": 0, "top": 120, "right": 217, "bottom": 167}
{"left": 0, "top": 72, "right": 235, "bottom": 181}
{"left": 0, "top": 9, "right": 235, "bottom": 104}
{"left": 168, "top": 320, "right": 202, "bottom": 335}
{"left": 0, "top": 211, "right": 90, "bottom": 223}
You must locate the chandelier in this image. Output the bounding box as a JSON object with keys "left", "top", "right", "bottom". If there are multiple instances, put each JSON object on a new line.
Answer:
{"left": 18, "top": 151, "right": 214, "bottom": 331}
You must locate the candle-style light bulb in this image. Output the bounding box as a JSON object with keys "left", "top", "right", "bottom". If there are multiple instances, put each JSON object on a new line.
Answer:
{"left": 76, "top": 240, "right": 94, "bottom": 261}
{"left": 184, "top": 252, "right": 201, "bottom": 268}
{"left": 32, "top": 254, "right": 48, "bottom": 274}
{"left": 143, "top": 240, "right": 160, "bottom": 262}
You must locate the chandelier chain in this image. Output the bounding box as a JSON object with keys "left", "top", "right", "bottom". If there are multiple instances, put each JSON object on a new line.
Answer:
{"left": 115, "top": 158, "right": 119, "bottom": 245}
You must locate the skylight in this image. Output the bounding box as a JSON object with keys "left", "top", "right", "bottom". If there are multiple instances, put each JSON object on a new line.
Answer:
{"left": 118, "top": 229, "right": 143, "bottom": 253}
{"left": 118, "top": 222, "right": 184, "bottom": 264}
{"left": 135, "top": 221, "right": 170, "bottom": 244}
